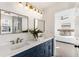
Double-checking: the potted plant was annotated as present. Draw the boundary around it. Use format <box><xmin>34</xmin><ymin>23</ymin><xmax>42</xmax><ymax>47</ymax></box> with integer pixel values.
<box><xmin>29</xmin><ymin>28</ymin><xmax>43</xmax><ymax>41</ymax></box>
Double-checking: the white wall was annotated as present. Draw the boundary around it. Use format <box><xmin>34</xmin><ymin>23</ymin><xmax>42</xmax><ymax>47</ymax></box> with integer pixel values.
<box><xmin>43</xmin><ymin>2</ymin><xmax>76</xmax><ymax>38</ymax></box>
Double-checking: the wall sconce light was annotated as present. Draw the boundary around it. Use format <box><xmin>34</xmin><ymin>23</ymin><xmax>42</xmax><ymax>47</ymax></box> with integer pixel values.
<box><xmin>38</xmin><ymin>10</ymin><xmax>40</xmax><ymax>13</ymax></box>
<box><xmin>29</xmin><ymin>5</ymin><xmax>33</xmax><ymax>9</ymax></box>
<box><xmin>32</xmin><ymin>8</ymin><xmax>35</xmax><ymax>11</ymax></box>
<box><xmin>18</xmin><ymin>2</ymin><xmax>42</xmax><ymax>14</ymax></box>
<box><xmin>25</xmin><ymin>2</ymin><xmax>28</xmax><ymax>6</ymax></box>
<box><xmin>18</xmin><ymin>2</ymin><xmax>23</xmax><ymax>7</ymax></box>
<box><xmin>26</xmin><ymin>3</ymin><xmax>33</xmax><ymax>10</ymax></box>
<box><xmin>41</xmin><ymin>12</ymin><xmax>42</xmax><ymax>14</ymax></box>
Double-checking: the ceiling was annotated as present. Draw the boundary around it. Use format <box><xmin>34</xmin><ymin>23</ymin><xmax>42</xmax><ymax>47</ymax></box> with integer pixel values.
<box><xmin>30</xmin><ymin>2</ymin><xmax>78</xmax><ymax>10</ymax></box>
<box><xmin>30</xmin><ymin>2</ymin><xmax>56</xmax><ymax>10</ymax></box>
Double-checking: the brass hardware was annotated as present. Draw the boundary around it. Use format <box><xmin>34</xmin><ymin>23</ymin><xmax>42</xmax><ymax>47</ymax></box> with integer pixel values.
<box><xmin>16</xmin><ymin>38</ymin><xmax>20</xmax><ymax>43</ymax></box>
<box><xmin>10</xmin><ymin>38</ymin><xmax>23</xmax><ymax>45</ymax></box>
<box><xmin>29</xmin><ymin>5</ymin><xmax>33</xmax><ymax>9</ymax></box>
<box><xmin>20</xmin><ymin>39</ymin><xmax>23</xmax><ymax>42</ymax></box>
<box><xmin>34</xmin><ymin>8</ymin><xmax>36</xmax><ymax>11</ymax></box>
<box><xmin>10</xmin><ymin>40</ymin><xmax>15</xmax><ymax>45</ymax></box>
<box><xmin>25</xmin><ymin>2</ymin><xmax>28</xmax><ymax>6</ymax></box>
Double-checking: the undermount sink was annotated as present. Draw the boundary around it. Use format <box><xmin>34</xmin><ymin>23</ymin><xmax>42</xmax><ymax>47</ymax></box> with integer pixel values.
<box><xmin>10</xmin><ymin>40</ymin><xmax>29</xmax><ymax>50</ymax></box>
<box><xmin>0</xmin><ymin>40</ymin><xmax>30</xmax><ymax>56</ymax></box>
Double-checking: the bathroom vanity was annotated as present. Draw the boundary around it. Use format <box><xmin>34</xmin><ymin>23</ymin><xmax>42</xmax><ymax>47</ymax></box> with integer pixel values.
<box><xmin>12</xmin><ymin>37</ymin><xmax>54</xmax><ymax>57</ymax></box>
<box><xmin>0</xmin><ymin>33</ymin><xmax>54</xmax><ymax>57</ymax></box>
<box><xmin>0</xmin><ymin>9</ymin><xmax>53</xmax><ymax>57</ymax></box>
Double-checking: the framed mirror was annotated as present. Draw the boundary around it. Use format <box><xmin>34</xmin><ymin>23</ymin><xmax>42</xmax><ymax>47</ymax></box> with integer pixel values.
<box><xmin>28</xmin><ymin>17</ymin><xmax>35</xmax><ymax>30</ymax></box>
<box><xmin>12</xmin><ymin>16</ymin><xmax>22</xmax><ymax>33</ymax></box>
<box><xmin>0</xmin><ymin>9</ymin><xmax>28</xmax><ymax>34</ymax></box>
<box><xmin>22</xmin><ymin>16</ymin><xmax>28</xmax><ymax>32</ymax></box>
<box><xmin>1</xmin><ymin>10</ymin><xmax>13</xmax><ymax>34</ymax></box>
<box><xmin>34</xmin><ymin>19</ymin><xmax>45</xmax><ymax>32</ymax></box>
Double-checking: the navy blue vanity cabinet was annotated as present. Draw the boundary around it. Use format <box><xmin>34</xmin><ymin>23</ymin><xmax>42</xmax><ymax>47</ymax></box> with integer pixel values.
<box><xmin>44</xmin><ymin>39</ymin><xmax>53</xmax><ymax>57</ymax></box>
<box><xmin>13</xmin><ymin>38</ymin><xmax>53</xmax><ymax>57</ymax></box>
<box><xmin>13</xmin><ymin>46</ymin><xmax>37</xmax><ymax>57</ymax></box>
<box><xmin>36</xmin><ymin>42</ymin><xmax>45</xmax><ymax>57</ymax></box>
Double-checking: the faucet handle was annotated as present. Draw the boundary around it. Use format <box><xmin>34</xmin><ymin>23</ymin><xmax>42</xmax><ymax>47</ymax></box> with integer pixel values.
<box><xmin>16</xmin><ymin>38</ymin><xmax>20</xmax><ymax>44</ymax></box>
<box><xmin>20</xmin><ymin>39</ymin><xmax>23</xmax><ymax>43</ymax></box>
<box><xmin>10</xmin><ymin>40</ymin><xmax>15</xmax><ymax>45</ymax></box>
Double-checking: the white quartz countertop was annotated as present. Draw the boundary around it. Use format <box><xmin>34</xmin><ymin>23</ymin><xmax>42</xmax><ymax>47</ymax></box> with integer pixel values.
<box><xmin>1</xmin><ymin>36</ymin><xmax>53</xmax><ymax>57</ymax></box>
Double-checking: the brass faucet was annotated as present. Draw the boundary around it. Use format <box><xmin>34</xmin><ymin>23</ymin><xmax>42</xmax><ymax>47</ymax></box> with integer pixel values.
<box><xmin>10</xmin><ymin>40</ymin><xmax>15</xmax><ymax>44</ymax></box>
<box><xmin>16</xmin><ymin>38</ymin><xmax>20</xmax><ymax>43</ymax></box>
<box><xmin>16</xmin><ymin>38</ymin><xmax>23</xmax><ymax>43</ymax></box>
<box><xmin>10</xmin><ymin>38</ymin><xmax>23</xmax><ymax>45</ymax></box>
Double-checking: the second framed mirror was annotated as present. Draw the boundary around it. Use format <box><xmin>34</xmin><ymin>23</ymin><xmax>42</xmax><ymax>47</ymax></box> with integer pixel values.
<box><xmin>34</xmin><ymin>19</ymin><xmax>45</xmax><ymax>33</ymax></box>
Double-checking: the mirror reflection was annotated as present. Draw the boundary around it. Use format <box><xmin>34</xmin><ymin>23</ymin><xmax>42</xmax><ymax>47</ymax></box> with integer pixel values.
<box><xmin>12</xmin><ymin>16</ymin><xmax>22</xmax><ymax>33</ymax></box>
<box><xmin>0</xmin><ymin>10</ymin><xmax>28</xmax><ymax>34</ymax></box>
<box><xmin>28</xmin><ymin>17</ymin><xmax>35</xmax><ymax>30</ymax></box>
<box><xmin>34</xmin><ymin>19</ymin><xmax>45</xmax><ymax>32</ymax></box>
<box><xmin>1</xmin><ymin>10</ymin><xmax>13</xmax><ymax>34</ymax></box>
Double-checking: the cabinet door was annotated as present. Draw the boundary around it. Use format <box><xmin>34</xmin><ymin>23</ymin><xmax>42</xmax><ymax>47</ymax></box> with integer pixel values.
<box><xmin>42</xmin><ymin>39</ymin><xmax>53</xmax><ymax>57</ymax></box>
<box><xmin>48</xmin><ymin>39</ymin><xmax>53</xmax><ymax>56</ymax></box>
<box><xmin>36</xmin><ymin>43</ymin><xmax>45</xmax><ymax>57</ymax></box>
<box><xmin>25</xmin><ymin>44</ymin><xmax>45</xmax><ymax>57</ymax></box>
<box><xmin>36</xmin><ymin>39</ymin><xmax>53</xmax><ymax>57</ymax></box>
<box><xmin>31</xmin><ymin>46</ymin><xmax>39</xmax><ymax>57</ymax></box>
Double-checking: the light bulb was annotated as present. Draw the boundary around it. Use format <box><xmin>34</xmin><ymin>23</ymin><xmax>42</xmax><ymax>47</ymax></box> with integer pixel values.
<box><xmin>18</xmin><ymin>2</ymin><xmax>23</xmax><ymax>7</ymax></box>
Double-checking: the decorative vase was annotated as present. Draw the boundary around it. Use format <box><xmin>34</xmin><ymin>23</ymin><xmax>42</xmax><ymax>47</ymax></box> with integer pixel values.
<box><xmin>33</xmin><ymin>36</ymin><xmax>38</xmax><ymax>41</ymax></box>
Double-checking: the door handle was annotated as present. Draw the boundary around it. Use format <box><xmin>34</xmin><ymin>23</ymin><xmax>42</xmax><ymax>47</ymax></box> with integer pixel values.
<box><xmin>74</xmin><ymin>45</ymin><xmax>78</xmax><ymax>48</ymax></box>
<box><xmin>78</xmin><ymin>46</ymin><xmax>79</xmax><ymax>48</ymax></box>
<box><xmin>74</xmin><ymin>45</ymin><xmax>79</xmax><ymax>48</ymax></box>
